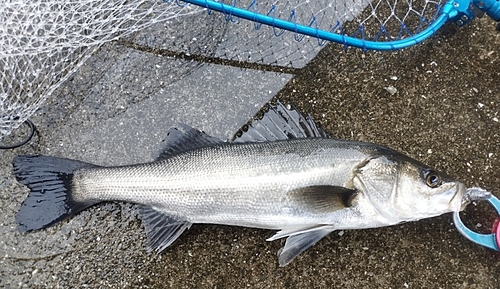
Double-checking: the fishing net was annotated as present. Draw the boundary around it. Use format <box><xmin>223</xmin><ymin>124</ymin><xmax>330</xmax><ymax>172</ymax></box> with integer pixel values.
<box><xmin>2</xmin><ymin>0</ymin><xmax>495</xmax><ymax>144</ymax></box>
<box><xmin>0</xmin><ymin>0</ymin><xmax>198</xmax><ymax>143</ymax></box>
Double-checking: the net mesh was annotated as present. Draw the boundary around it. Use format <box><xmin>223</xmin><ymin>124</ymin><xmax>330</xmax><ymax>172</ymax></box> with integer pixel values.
<box><xmin>1</xmin><ymin>0</ymin><xmax>447</xmax><ymax>141</ymax></box>
<box><xmin>0</xmin><ymin>0</ymin><xmax>198</xmax><ymax>141</ymax></box>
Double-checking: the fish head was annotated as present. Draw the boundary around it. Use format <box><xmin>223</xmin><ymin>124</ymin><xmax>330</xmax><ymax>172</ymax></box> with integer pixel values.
<box><xmin>392</xmin><ymin>161</ymin><xmax>466</xmax><ymax>220</ymax></box>
<box><xmin>354</xmin><ymin>154</ymin><xmax>466</xmax><ymax>223</ymax></box>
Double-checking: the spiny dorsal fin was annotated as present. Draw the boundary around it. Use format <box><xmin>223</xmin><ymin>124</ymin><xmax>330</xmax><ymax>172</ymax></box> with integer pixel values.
<box><xmin>139</xmin><ymin>206</ymin><xmax>192</xmax><ymax>253</ymax></box>
<box><xmin>233</xmin><ymin>100</ymin><xmax>330</xmax><ymax>143</ymax></box>
<box><xmin>289</xmin><ymin>185</ymin><xmax>358</xmax><ymax>214</ymax></box>
<box><xmin>155</xmin><ymin>124</ymin><xmax>223</xmax><ymax>160</ymax></box>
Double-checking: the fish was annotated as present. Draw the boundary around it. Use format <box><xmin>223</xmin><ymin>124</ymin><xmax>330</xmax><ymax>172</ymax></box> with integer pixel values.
<box><xmin>12</xmin><ymin>101</ymin><xmax>466</xmax><ymax>266</ymax></box>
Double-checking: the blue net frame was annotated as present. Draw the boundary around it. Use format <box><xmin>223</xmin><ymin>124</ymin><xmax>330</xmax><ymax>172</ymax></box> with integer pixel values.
<box><xmin>168</xmin><ymin>0</ymin><xmax>500</xmax><ymax>50</ymax></box>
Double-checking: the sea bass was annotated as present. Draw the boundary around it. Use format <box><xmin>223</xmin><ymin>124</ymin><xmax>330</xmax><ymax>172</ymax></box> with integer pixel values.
<box><xmin>12</xmin><ymin>101</ymin><xmax>466</xmax><ymax>266</ymax></box>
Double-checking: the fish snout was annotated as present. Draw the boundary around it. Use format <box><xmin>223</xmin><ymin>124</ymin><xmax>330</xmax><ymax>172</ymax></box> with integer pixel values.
<box><xmin>448</xmin><ymin>182</ymin><xmax>467</xmax><ymax>212</ymax></box>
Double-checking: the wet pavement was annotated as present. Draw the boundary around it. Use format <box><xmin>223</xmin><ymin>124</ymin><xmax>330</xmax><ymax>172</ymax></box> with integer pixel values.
<box><xmin>1</xmin><ymin>7</ymin><xmax>500</xmax><ymax>289</ymax></box>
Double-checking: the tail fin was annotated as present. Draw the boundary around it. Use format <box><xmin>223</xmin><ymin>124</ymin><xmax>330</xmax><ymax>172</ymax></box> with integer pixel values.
<box><xmin>12</xmin><ymin>155</ymin><xmax>99</xmax><ymax>232</ymax></box>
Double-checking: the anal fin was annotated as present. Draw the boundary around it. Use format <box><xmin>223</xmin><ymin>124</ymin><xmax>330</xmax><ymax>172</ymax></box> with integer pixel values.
<box><xmin>139</xmin><ymin>206</ymin><xmax>192</xmax><ymax>252</ymax></box>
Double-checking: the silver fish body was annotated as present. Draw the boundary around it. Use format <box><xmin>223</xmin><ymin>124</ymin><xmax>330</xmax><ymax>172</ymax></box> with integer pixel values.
<box><xmin>12</xmin><ymin>102</ymin><xmax>466</xmax><ymax>266</ymax></box>
<box><xmin>74</xmin><ymin>138</ymin><xmax>463</xmax><ymax>230</ymax></box>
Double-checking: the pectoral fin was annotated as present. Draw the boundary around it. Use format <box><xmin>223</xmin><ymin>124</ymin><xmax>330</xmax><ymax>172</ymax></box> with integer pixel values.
<box><xmin>289</xmin><ymin>185</ymin><xmax>358</xmax><ymax>214</ymax></box>
<box><xmin>277</xmin><ymin>226</ymin><xmax>335</xmax><ymax>266</ymax></box>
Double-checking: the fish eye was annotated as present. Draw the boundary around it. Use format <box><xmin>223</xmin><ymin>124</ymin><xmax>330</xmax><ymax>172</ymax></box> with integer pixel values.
<box><xmin>425</xmin><ymin>171</ymin><xmax>442</xmax><ymax>188</ymax></box>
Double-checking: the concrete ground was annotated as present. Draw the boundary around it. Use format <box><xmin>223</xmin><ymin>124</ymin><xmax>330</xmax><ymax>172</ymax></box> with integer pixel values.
<box><xmin>1</xmin><ymin>7</ymin><xmax>499</xmax><ymax>289</ymax></box>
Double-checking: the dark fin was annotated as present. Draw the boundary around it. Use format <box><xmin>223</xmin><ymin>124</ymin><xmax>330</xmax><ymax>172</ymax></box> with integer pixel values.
<box><xmin>155</xmin><ymin>123</ymin><xmax>223</xmax><ymax>160</ymax></box>
<box><xmin>233</xmin><ymin>100</ymin><xmax>330</xmax><ymax>143</ymax></box>
<box><xmin>12</xmin><ymin>155</ymin><xmax>99</xmax><ymax>232</ymax></box>
<box><xmin>278</xmin><ymin>226</ymin><xmax>335</xmax><ymax>266</ymax></box>
<box><xmin>289</xmin><ymin>185</ymin><xmax>358</xmax><ymax>214</ymax></box>
<box><xmin>139</xmin><ymin>206</ymin><xmax>192</xmax><ymax>252</ymax></box>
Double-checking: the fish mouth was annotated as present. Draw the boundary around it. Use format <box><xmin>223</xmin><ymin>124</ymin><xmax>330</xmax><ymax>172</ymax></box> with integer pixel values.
<box><xmin>458</xmin><ymin>187</ymin><xmax>492</xmax><ymax>210</ymax></box>
<box><xmin>448</xmin><ymin>182</ymin><xmax>466</xmax><ymax>212</ymax></box>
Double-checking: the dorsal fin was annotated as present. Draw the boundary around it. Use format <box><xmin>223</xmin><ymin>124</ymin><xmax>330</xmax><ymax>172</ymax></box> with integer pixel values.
<box><xmin>232</xmin><ymin>100</ymin><xmax>330</xmax><ymax>143</ymax></box>
<box><xmin>155</xmin><ymin>124</ymin><xmax>223</xmax><ymax>160</ymax></box>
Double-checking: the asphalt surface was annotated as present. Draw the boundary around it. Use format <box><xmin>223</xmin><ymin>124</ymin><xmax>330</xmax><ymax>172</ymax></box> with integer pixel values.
<box><xmin>1</xmin><ymin>7</ymin><xmax>499</xmax><ymax>289</ymax></box>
